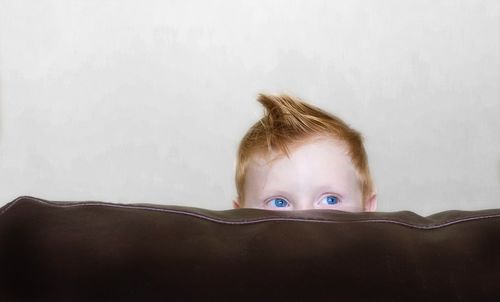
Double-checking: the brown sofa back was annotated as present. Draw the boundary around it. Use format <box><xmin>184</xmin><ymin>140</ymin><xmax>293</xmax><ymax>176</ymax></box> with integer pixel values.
<box><xmin>1</xmin><ymin>196</ymin><xmax>499</xmax><ymax>301</ymax></box>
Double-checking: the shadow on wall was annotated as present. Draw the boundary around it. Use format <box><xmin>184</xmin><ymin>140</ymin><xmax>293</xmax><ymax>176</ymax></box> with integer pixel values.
<box><xmin>0</xmin><ymin>58</ymin><xmax>2</xmax><ymax>144</ymax></box>
<box><xmin>0</xmin><ymin>49</ymin><xmax>4</xmax><ymax>145</ymax></box>
<box><xmin>498</xmin><ymin>159</ymin><xmax>500</xmax><ymax>185</ymax></box>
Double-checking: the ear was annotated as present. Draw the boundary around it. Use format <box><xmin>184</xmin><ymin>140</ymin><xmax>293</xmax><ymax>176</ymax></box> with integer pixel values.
<box><xmin>363</xmin><ymin>192</ymin><xmax>377</xmax><ymax>212</ymax></box>
<box><xmin>233</xmin><ymin>197</ymin><xmax>241</xmax><ymax>209</ymax></box>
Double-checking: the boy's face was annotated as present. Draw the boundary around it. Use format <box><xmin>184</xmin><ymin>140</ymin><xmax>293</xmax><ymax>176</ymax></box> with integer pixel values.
<box><xmin>233</xmin><ymin>136</ymin><xmax>377</xmax><ymax>212</ymax></box>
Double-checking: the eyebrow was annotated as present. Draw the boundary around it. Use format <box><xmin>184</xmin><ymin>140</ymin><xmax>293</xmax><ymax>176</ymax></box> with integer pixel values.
<box><xmin>260</xmin><ymin>186</ymin><xmax>346</xmax><ymax>200</ymax></box>
<box><xmin>315</xmin><ymin>185</ymin><xmax>346</xmax><ymax>197</ymax></box>
<box><xmin>259</xmin><ymin>189</ymin><xmax>291</xmax><ymax>200</ymax></box>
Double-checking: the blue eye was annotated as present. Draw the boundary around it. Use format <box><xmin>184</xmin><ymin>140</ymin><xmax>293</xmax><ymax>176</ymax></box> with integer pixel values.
<box><xmin>270</xmin><ymin>198</ymin><xmax>289</xmax><ymax>208</ymax></box>
<box><xmin>322</xmin><ymin>195</ymin><xmax>339</xmax><ymax>205</ymax></box>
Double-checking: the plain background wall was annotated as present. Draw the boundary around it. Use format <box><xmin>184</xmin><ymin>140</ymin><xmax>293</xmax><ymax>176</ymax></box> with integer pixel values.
<box><xmin>0</xmin><ymin>0</ymin><xmax>499</xmax><ymax>215</ymax></box>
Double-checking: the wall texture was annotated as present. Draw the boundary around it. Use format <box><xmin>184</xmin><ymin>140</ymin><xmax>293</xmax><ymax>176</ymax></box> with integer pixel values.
<box><xmin>0</xmin><ymin>0</ymin><xmax>499</xmax><ymax>215</ymax></box>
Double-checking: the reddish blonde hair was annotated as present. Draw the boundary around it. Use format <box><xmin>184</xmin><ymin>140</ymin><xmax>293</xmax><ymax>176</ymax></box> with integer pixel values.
<box><xmin>235</xmin><ymin>93</ymin><xmax>375</xmax><ymax>206</ymax></box>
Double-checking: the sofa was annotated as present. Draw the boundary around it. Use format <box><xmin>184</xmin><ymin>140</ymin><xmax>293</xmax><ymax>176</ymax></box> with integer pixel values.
<box><xmin>1</xmin><ymin>196</ymin><xmax>499</xmax><ymax>301</ymax></box>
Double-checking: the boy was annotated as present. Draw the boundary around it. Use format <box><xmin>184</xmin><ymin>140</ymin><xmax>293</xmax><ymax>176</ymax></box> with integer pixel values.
<box><xmin>233</xmin><ymin>93</ymin><xmax>377</xmax><ymax>212</ymax></box>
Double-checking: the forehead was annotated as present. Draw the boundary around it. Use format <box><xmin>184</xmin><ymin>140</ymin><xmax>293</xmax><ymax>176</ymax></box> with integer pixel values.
<box><xmin>251</xmin><ymin>136</ymin><xmax>352</xmax><ymax>168</ymax></box>
<box><xmin>245</xmin><ymin>137</ymin><xmax>359</xmax><ymax>193</ymax></box>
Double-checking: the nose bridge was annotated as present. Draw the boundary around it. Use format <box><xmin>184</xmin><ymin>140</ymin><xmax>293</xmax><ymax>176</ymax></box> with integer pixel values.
<box><xmin>292</xmin><ymin>174</ymin><xmax>315</xmax><ymax>210</ymax></box>
<box><xmin>289</xmin><ymin>160</ymin><xmax>317</xmax><ymax>210</ymax></box>
<box><xmin>293</xmin><ymin>193</ymin><xmax>313</xmax><ymax>210</ymax></box>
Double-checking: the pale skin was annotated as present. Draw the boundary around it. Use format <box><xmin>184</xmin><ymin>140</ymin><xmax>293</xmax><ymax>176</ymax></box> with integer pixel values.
<box><xmin>233</xmin><ymin>135</ymin><xmax>377</xmax><ymax>211</ymax></box>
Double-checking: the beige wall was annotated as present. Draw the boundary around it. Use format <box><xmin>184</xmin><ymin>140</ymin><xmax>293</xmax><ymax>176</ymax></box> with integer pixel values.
<box><xmin>0</xmin><ymin>0</ymin><xmax>499</xmax><ymax>215</ymax></box>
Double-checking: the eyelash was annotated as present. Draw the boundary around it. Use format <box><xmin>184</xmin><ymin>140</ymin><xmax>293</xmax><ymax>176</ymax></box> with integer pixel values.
<box><xmin>321</xmin><ymin>195</ymin><xmax>340</xmax><ymax>205</ymax></box>
<box><xmin>270</xmin><ymin>198</ymin><xmax>289</xmax><ymax>208</ymax></box>
<box><xmin>266</xmin><ymin>195</ymin><xmax>341</xmax><ymax>207</ymax></box>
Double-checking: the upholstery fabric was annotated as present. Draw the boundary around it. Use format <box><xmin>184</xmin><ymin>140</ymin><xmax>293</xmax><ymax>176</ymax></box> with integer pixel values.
<box><xmin>1</xmin><ymin>196</ymin><xmax>499</xmax><ymax>301</ymax></box>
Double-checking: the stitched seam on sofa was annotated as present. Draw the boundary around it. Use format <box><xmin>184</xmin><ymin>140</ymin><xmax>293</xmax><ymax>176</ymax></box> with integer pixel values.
<box><xmin>2</xmin><ymin>196</ymin><xmax>500</xmax><ymax>230</ymax></box>
<box><xmin>0</xmin><ymin>196</ymin><xmax>28</xmax><ymax>217</ymax></box>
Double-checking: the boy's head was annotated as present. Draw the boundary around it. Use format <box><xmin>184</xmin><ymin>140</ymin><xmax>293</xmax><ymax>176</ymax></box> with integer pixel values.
<box><xmin>233</xmin><ymin>93</ymin><xmax>377</xmax><ymax>212</ymax></box>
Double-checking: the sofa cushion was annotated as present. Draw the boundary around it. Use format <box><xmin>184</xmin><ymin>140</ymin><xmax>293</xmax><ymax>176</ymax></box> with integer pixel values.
<box><xmin>1</xmin><ymin>196</ymin><xmax>499</xmax><ymax>301</ymax></box>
